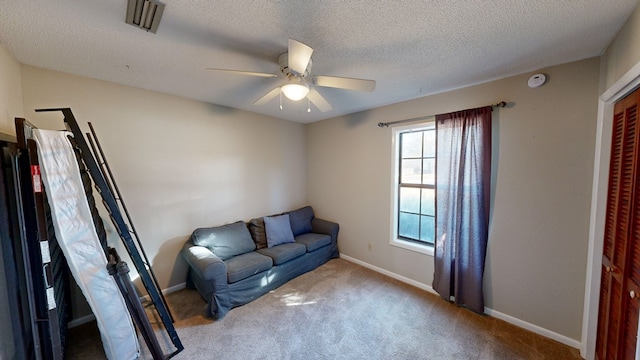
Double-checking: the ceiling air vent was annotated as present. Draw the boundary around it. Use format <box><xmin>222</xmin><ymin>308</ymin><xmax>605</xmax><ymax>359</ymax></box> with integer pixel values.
<box><xmin>125</xmin><ymin>0</ymin><xmax>165</xmax><ymax>33</ymax></box>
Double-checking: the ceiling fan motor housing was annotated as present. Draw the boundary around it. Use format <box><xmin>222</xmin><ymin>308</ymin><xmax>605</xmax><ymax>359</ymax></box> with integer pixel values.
<box><xmin>279</xmin><ymin>53</ymin><xmax>312</xmax><ymax>79</ymax></box>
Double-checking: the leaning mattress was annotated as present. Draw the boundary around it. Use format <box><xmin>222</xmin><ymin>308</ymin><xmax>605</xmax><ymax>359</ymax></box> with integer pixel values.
<box><xmin>33</xmin><ymin>129</ymin><xmax>139</xmax><ymax>360</ymax></box>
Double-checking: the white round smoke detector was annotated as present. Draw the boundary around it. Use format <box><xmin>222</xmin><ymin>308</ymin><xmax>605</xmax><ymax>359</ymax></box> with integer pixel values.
<box><xmin>528</xmin><ymin>73</ymin><xmax>546</xmax><ymax>88</ymax></box>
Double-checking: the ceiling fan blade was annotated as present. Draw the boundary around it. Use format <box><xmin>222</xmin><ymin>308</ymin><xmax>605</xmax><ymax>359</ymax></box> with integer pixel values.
<box><xmin>307</xmin><ymin>88</ymin><xmax>333</xmax><ymax>112</ymax></box>
<box><xmin>206</xmin><ymin>68</ymin><xmax>277</xmax><ymax>78</ymax></box>
<box><xmin>288</xmin><ymin>39</ymin><xmax>313</xmax><ymax>75</ymax></box>
<box><xmin>254</xmin><ymin>87</ymin><xmax>281</xmax><ymax>105</ymax></box>
<box><xmin>312</xmin><ymin>75</ymin><xmax>376</xmax><ymax>92</ymax></box>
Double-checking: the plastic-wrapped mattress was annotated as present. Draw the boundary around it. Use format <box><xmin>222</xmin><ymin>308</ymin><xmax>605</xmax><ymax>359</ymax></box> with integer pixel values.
<box><xmin>33</xmin><ymin>129</ymin><xmax>139</xmax><ymax>360</ymax></box>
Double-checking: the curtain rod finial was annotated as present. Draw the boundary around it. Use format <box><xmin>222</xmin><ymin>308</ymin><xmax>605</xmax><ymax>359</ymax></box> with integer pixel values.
<box><xmin>378</xmin><ymin>122</ymin><xmax>388</xmax><ymax>128</ymax></box>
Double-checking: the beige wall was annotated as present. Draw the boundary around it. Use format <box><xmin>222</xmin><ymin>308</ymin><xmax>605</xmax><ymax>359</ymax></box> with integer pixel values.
<box><xmin>601</xmin><ymin>4</ymin><xmax>640</xmax><ymax>90</ymax></box>
<box><xmin>19</xmin><ymin>65</ymin><xmax>308</xmax><ymax>293</ymax></box>
<box><xmin>0</xmin><ymin>44</ymin><xmax>24</xmax><ymax>134</ymax></box>
<box><xmin>307</xmin><ymin>57</ymin><xmax>600</xmax><ymax>341</ymax></box>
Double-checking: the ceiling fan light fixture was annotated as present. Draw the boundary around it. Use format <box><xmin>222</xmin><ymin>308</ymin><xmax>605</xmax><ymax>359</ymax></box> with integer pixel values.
<box><xmin>281</xmin><ymin>82</ymin><xmax>309</xmax><ymax>101</ymax></box>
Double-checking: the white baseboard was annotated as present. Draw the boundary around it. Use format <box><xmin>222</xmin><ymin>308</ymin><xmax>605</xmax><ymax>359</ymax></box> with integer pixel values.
<box><xmin>341</xmin><ymin>254</ymin><xmax>439</xmax><ymax>295</ymax></box>
<box><xmin>68</xmin><ymin>282</ymin><xmax>187</xmax><ymax>329</ymax></box>
<box><xmin>139</xmin><ymin>281</ymin><xmax>186</xmax><ymax>303</ymax></box>
<box><xmin>339</xmin><ymin>254</ymin><xmax>580</xmax><ymax>350</ymax></box>
<box><xmin>483</xmin><ymin>307</ymin><xmax>581</xmax><ymax>349</ymax></box>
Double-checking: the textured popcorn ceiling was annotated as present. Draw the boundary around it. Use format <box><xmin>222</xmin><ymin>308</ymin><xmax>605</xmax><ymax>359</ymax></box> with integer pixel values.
<box><xmin>0</xmin><ymin>0</ymin><xmax>638</xmax><ymax>123</ymax></box>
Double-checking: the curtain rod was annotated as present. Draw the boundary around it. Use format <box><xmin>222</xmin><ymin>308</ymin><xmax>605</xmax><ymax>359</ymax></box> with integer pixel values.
<box><xmin>377</xmin><ymin>101</ymin><xmax>508</xmax><ymax>128</ymax></box>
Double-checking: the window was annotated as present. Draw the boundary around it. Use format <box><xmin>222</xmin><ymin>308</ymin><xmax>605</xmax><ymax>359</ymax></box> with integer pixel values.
<box><xmin>391</xmin><ymin>120</ymin><xmax>435</xmax><ymax>254</ymax></box>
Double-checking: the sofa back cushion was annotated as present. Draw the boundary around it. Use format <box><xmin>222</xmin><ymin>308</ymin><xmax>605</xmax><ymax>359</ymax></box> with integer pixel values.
<box><xmin>191</xmin><ymin>221</ymin><xmax>256</xmax><ymax>260</ymax></box>
<box><xmin>264</xmin><ymin>214</ymin><xmax>295</xmax><ymax>248</ymax></box>
<box><xmin>287</xmin><ymin>206</ymin><xmax>314</xmax><ymax>236</ymax></box>
<box><xmin>248</xmin><ymin>217</ymin><xmax>267</xmax><ymax>249</ymax></box>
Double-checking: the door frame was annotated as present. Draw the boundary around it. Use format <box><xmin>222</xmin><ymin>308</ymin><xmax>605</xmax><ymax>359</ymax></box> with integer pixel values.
<box><xmin>583</xmin><ymin>60</ymin><xmax>640</xmax><ymax>359</ymax></box>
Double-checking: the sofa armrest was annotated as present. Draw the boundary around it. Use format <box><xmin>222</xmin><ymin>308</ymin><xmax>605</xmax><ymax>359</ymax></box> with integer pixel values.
<box><xmin>182</xmin><ymin>243</ymin><xmax>226</xmax><ymax>282</ymax></box>
<box><xmin>182</xmin><ymin>242</ymin><xmax>230</xmax><ymax>319</ymax></box>
<box><xmin>311</xmin><ymin>218</ymin><xmax>339</xmax><ymax>245</ymax></box>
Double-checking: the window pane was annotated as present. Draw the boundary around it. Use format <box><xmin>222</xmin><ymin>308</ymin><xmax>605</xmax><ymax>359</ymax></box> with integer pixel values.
<box><xmin>423</xmin><ymin>130</ymin><xmax>435</xmax><ymax>157</ymax></box>
<box><xmin>421</xmin><ymin>188</ymin><xmax>435</xmax><ymax>216</ymax></box>
<box><xmin>420</xmin><ymin>216</ymin><xmax>435</xmax><ymax>244</ymax></box>
<box><xmin>423</xmin><ymin>158</ymin><xmax>435</xmax><ymax>185</ymax></box>
<box><xmin>401</xmin><ymin>132</ymin><xmax>422</xmax><ymax>158</ymax></box>
<box><xmin>394</xmin><ymin>123</ymin><xmax>436</xmax><ymax>247</ymax></box>
<box><xmin>399</xmin><ymin>212</ymin><xmax>420</xmax><ymax>239</ymax></box>
<box><xmin>401</xmin><ymin>159</ymin><xmax>422</xmax><ymax>184</ymax></box>
<box><xmin>400</xmin><ymin>187</ymin><xmax>420</xmax><ymax>213</ymax></box>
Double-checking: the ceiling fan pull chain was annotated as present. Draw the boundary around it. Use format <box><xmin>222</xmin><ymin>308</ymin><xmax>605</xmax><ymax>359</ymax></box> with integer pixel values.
<box><xmin>307</xmin><ymin>97</ymin><xmax>311</xmax><ymax>113</ymax></box>
<box><xmin>279</xmin><ymin>89</ymin><xmax>283</xmax><ymax>110</ymax></box>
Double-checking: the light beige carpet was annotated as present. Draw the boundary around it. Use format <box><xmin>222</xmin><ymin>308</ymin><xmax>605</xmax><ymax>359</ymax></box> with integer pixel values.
<box><xmin>66</xmin><ymin>258</ymin><xmax>583</xmax><ymax>359</ymax></box>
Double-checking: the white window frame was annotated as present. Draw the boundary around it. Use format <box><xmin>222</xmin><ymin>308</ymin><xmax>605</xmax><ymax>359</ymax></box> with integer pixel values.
<box><xmin>390</xmin><ymin>119</ymin><xmax>435</xmax><ymax>256</ymax></box>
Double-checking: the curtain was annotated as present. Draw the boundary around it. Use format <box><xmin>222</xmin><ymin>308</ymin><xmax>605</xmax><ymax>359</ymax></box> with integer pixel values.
<box><xmin>432</xmin><ymin>106</ymin><xmax>492</xmax><ymax>314</ymax></box>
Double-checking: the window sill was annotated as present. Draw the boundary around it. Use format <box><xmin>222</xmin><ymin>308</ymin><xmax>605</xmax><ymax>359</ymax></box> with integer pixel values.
<box><xmin>390</xmin><ymin>238</ymin><xmax>434</xmax><ymax>256</ymax></box>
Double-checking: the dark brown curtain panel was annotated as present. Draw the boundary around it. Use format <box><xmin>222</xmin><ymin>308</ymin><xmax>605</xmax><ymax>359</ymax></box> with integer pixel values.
<box><xmin>432</xmin><ymin>106</ymin><xmax>492</xmax><ymax>314</ymax></box>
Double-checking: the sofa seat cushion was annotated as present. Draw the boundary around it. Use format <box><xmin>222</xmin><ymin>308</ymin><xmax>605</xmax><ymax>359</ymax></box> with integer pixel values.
<box><xmin>295</xmin><ymin>233</ymin><xmax>331</xmax><ymax>252</ymax></box>
<box><xmin>224</xmin><ymin>252</ymin><xmax>273</xmax><ymax>284</ymax></box>
<box><xmin>192</xmin><ymin>221</ymin><xmax>256</xmax><ymax>261</ymax></box>
<box><xmin>256</xmin><ymin>242</ymin><xmax>306</xmax><ymax>265</ymax></box>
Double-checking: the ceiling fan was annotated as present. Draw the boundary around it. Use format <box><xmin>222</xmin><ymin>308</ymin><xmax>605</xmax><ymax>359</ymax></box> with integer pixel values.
<box><xmin>206</xmin><ymin>39</ymin><xmax>376</xmax><ymax>112</ymax></box>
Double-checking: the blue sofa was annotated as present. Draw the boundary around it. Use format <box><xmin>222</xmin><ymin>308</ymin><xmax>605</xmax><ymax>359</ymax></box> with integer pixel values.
<box><xmin>181</xmin><ymin>206</ymin><xmax>339</xmax><ymax>319</ymax></box>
